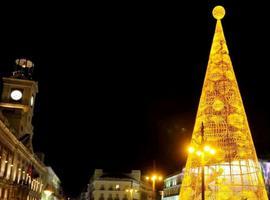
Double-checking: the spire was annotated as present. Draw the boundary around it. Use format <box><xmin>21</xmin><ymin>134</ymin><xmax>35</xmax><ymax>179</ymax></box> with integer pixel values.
<box><xmin>210</xmin><ymin>6</ymin><xmax>228</xmax><ymax>57</ymax></box>
<box><xmin>179</xmin><ymin>6</ymin><xmax>269</xmax><ymax>200</ymax></box>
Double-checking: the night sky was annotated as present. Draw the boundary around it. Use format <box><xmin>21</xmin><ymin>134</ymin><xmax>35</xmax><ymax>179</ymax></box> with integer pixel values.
<box><xmin>1</xmin><ymin>0</ymin><xmax>270</xmax><ymax>197</ymax></box>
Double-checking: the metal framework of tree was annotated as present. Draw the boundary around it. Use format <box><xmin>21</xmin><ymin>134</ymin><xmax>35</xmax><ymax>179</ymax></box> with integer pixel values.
<box><xmin>179</xmin><ymin>6</ymin><xmax>269</xmax><ymax>200</ymax></box>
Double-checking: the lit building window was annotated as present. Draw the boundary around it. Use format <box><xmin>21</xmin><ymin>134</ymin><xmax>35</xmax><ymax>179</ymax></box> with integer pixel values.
<box><xmin>165</xmin><ymin>180</ymin><xmax>171</xmax><ymax>188</ymax></box>
<box><xmin>172</xmin><ymin>179</ymin><xmax>177</xmax><ymax>186</ymax></box>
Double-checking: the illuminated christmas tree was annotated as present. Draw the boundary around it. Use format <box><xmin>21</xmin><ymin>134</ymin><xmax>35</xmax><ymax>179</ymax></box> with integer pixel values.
<box><xmin>179</xmin><ymin>6</ymin><xmax>269</xmax><ymax>200</ymax></box>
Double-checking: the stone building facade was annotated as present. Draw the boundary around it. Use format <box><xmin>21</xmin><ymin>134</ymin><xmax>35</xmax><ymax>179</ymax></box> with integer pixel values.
<box><xmin>161</xmin><ymin>171</ymin><xmax>183</xmax><ymax>200</ymax></box>
<box><xmin>85</xmin><ymin>169</ymin><xmax>153</xmax><ymax>200</ymax></box>
<box><xmin>0</xmin><ymin>117</ymin><xmax>47</xmax><ymax>199</ymax></box>
<box><xmin>0</xmin><ymin>59</ymin><xmax>61</xmax><ymax>200</ymax></box>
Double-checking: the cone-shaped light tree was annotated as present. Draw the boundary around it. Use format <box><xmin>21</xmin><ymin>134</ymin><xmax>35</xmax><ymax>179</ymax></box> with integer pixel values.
<box><xmin>179</xmin><ymin>6</ymin><xmax>269</xmax><ymax>200</ymax></box>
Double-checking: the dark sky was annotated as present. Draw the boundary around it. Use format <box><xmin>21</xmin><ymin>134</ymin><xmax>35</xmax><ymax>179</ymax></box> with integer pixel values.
<box><xmin>1</xmin><ymin>0</ymin><xmax>270</xmax><ymax>197</ymax></box>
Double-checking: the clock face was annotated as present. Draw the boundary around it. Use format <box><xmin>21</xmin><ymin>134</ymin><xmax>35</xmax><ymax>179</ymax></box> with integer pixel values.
<box><xmin>10</xmin><ymin>90</ymin><xmax>23</xmax><ymax>101</ymax></box>
<box><xmin>31</xmin><ymin>96</ymin><xmax>34</xmax><ymax>106</ymax></box>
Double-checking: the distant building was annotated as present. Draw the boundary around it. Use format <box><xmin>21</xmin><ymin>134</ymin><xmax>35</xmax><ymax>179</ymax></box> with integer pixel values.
<box><xmin>161</xmin><ymin>171</ymin><xmax>183</xmax><ymax>200</ymax></box>
<box><xmin>41</xmin><ymin>166</ymin><xmax>63</xmax><ymax>200</ymax></box>
<box><xmin>79</xmin><ymin>190</ymin><xmax>88</xmax><ymax>200</ymax></box>
<box><xmin>78</xmin><ymin>184</ymin><xmax>89</xmax><ymax>200</ymax></box>
<box><xmin>260</xmin><ymin>160</ymin><xmax>270</xmax><ymax>195</ymax></box>
<box><xmin>84</xmin><ymin>169</ymin><xmax>153</xmax><ymax>200</ymax></box>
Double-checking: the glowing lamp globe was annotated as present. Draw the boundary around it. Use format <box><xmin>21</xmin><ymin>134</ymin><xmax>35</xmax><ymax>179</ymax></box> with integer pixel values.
<box><xmin>212</xmin><ymin>5</ymin><xmax>225</xmax><ymax>20</ymax></box>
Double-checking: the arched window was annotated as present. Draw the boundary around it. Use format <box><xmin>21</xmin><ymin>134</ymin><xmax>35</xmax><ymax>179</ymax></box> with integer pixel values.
<box><xmin>99</xmin><ymin>193</ymin><xmax>104</xmax><ymax>200</ymax></box>
<box><xmin>115</xmin><ymin>194</ymin><xmax>120</xmax><ymax>200</ymax></box>
<box><xmin>107</xmin><ymin>194</ymin><xmax>113</xmax><ymax>200</ymax></box>
<box><xmin>123</xmin><ymin>194</ymin><xmax>128</xmax><ymax>200</ymax></box>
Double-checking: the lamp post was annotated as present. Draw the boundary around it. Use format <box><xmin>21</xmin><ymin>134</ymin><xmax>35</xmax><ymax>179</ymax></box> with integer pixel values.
<box><xmin>145</xmin><ymin>175</ymin><xmax>163</xmax><ymax>192</ymax></box>
<box><xmin>125</xmin><ymin>188</ymin><xmax>137</xmax><ymax>200</ymax></box>
<box><xmin>188</xmin><ymin>123</ymin><xmax>216</xmax><ymax>200</ymax></box>
<box><xmin>145</xmin><ymin>174</ymin><xmax>162</xmax><ymax>200</ymax></box>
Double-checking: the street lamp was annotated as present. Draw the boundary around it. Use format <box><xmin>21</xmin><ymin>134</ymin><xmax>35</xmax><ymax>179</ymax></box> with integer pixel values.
<box><xmin>44</xmin><ymin>189</ymin><xmax>53</xmax><ymax>199</ymax></box>
<box><xmin>187</xmin><ymin>123</ymin><xmax>216</xmax><ymax>200</ymax></box>
<box><xmin>125</xmin><ymin>188</ymin><xmax>138</xmax><ymax>200</ymax></box>
<box><xmin>145</xmin><ymin>174</ymin><xmax>163</xmax><ymax>200</ymax></box>
<box><xmin>145</xmin><ymin>174</ymin><xmax>163</xmax><ymax>192</ymax></box>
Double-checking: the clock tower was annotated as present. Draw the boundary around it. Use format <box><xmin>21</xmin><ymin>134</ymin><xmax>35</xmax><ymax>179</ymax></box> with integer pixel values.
<box><xmin>0</xmin><ymin>59</ymin><xmax>38</xmax><ymax>152</ymax></box>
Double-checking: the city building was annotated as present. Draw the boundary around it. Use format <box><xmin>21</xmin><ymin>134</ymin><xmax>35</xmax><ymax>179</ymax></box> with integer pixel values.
<box><xmin>41</xmin><ymin>166</ymin><xmax>63</xmax><ymax>200</ymax></box>
<box><xmin>260</xmin><ymin>160</ymin><xmax>270</xmax><ymax>196</ymax></box>
<box><xmin>85</xmin><ymin>169</ymin><xmax>153</xmax><ymax>200</ymax></box>
<box><xmin>161</xmin><ymin>170</ymin><xmax>183</xmax><ymax>200</ymax></box>
<box><xmin>0</xmin><ymin>59</ymin><xmax>63</xmax><ymax>200</ymax></box>
<box><xmin>78</xmin><ymin>187</ymin><xmax>88</xmax><ymax>200</ymax></box>
<box><xmin>78</xmin><ymin>184</ymin><xmax>89</xmax><ymax>200</ymax></box>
